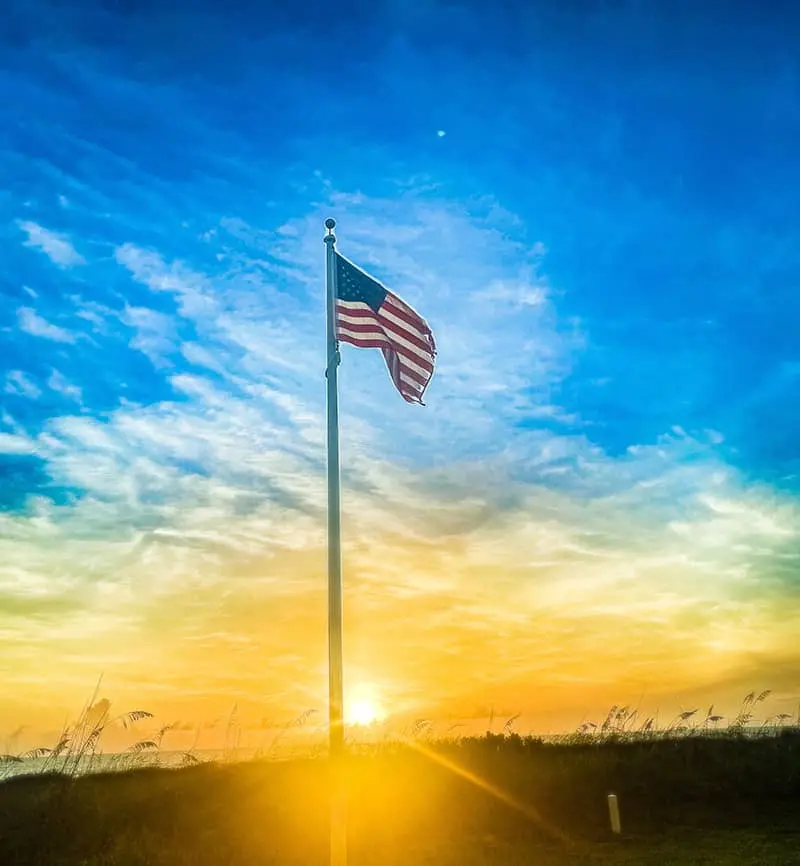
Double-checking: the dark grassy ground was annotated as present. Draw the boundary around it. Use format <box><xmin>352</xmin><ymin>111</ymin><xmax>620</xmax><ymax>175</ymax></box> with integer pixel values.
<box><xmin>1</xmin><ymin>732</ymin><xmax>799</xmax><ymax>865</ymax></box>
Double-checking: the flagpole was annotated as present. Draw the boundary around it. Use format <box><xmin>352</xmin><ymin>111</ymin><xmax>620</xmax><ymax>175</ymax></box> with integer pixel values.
<box><xmin>324</xmin><ymin>217</ymin><xmax>347</xmax><ymax>866</ymax></box>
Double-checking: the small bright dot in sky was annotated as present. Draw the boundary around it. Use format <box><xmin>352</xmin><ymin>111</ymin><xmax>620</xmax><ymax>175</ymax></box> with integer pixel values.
<box><xmin>437</xmin><ymin>129</ymin><xmax>446</xmax><ymax>137</ymax></box>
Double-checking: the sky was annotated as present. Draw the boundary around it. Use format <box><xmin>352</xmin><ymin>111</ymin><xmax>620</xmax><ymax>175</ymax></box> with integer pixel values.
<box><xmin>1</xmin><ymin>0</ymin><xmax>799</xmax><ymax>750</ymax></box>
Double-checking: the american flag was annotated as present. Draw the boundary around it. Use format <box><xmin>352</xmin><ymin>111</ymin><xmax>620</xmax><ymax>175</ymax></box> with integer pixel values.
<box><xmin>334</xmin><ymin>253</ymin><xmax>436</xmax><ymax>404</ymax></box>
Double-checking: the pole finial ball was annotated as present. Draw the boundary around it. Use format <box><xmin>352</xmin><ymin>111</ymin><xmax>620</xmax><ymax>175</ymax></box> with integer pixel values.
<box><xmin>325</xmin><ymin>218</ymin><xmax>336</xmax><ymax>230</ymax></box>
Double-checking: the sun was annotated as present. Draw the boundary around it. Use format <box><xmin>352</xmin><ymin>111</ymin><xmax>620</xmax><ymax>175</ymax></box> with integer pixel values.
<box><xmin>345</xmin><ymin>688</ymin><xmax>387</xmax><ymax>727</ymax></box>
<box><xmin>347</xmin><ymin>700</ymin><xmax>379</xmax><ymax>727</ymax></box>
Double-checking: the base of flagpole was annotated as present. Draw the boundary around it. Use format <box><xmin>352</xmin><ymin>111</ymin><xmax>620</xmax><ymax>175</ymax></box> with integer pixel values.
<box><xmin>330</xmin><ymin>755</ymin><xmax>347</xmax><ymax>866</ymax></box>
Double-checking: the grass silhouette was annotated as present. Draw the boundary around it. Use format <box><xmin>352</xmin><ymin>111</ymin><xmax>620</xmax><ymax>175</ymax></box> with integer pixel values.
<box><xmin>1</xmin><ymin>715</ymin><xmax>799</xmax><ymax>864</ymax></box>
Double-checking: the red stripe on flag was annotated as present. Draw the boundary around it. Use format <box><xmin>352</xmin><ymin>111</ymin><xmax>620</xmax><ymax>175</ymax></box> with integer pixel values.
<box><xmin>336</xmin><ymin>318</ymin><xmax>433</xmax><ymax>364</ymax></box>
<box><xmin>335</xmin><ymin>305</ymin><xmax>376</xmax><ymax>319</ymax></box>
<box><xmin>336</xmin><ymin>328</ymin><xmax>434</xmax><ymax>376</ymax></box>
<box><xmin>375</xmin><ymin>312</ymin><xmax>434</xmax><ymax>354</ymax></box>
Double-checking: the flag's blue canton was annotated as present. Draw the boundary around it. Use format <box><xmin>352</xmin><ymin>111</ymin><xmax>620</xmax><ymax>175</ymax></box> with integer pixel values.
<box><xmin>336</xmin><ymin>256</ymin><xmax>387</xmax><ymax>312</ymax></box>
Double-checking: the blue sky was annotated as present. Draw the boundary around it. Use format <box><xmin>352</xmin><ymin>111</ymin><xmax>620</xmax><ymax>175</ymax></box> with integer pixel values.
<box><xmin>1</xmin><ymin>0</ymin><xmax>799</xmax><ymax>738</ymax></box>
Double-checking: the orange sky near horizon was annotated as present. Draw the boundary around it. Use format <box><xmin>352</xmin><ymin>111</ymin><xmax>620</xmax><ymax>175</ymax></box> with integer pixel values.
<box><xmin>3</xmin><ymin>453</ymin><xmax>799</xmax><ymax>755</ymax></box>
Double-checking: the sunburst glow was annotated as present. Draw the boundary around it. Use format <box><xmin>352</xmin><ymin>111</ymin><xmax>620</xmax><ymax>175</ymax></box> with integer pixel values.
<box><xmin>345</xmin><ymin>687</ymin><xmax>387</xmax><ymax>727</ymax></box>
<box><xmin>347</xmin><ymin>700</ymin><xmax>380</xmax><ymax>726</ymax></box>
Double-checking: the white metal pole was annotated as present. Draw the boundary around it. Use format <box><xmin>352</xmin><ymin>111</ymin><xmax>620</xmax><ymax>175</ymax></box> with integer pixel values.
<box><xmin>324</xmin><ymin>217</ymin><xmax>346</xmax><ymax>866</ymax></box>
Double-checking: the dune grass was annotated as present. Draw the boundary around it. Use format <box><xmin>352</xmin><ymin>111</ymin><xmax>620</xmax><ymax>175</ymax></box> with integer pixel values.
<box><xmin>1</xmin><ymin>729</ymin><xmax>798</xmax><ymax>865</ymax></box>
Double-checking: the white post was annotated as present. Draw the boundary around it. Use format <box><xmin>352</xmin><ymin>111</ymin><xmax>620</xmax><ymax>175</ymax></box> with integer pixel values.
<box><xmin>607</xmin><ymin>793</ymin><xmax>622</xmax><ymax>834</ymax></box>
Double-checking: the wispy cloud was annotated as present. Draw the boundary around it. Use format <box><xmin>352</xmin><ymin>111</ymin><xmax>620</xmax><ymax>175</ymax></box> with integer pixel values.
<box><xmin>0</xmin><ymin>432</ymin><xmax>36</xmax><ymax>455</ymax></box>
<box><xmin>115</xmin><ymin>244</ymin><xmax>216</xmax><ymax>320</ymax></box>
<box><xmin>475</xmin><ymin>276</ymin><xmax>549</xmax><ymax>308</ymax></box>
<box><xmin>17</xmin><ymin>308</ymin><xmax>77</xmax><ymax>344</ymax></box>
<box><xmin>47</xmin><ymin>370</ymin><xmax>82</xmax><ymax>402</ymax></box>
<box><xmin>5</xmin><ymin>371</ymin><xmax>42</xmax><ymax>400</ymax></box>
<box><xmin>16</xmin><ymin>220</ymin><xmax>85</xmax><ymax>268</ymax></box>
<box><xmin>121</xmin><ymin>305</ymin><xmax>178</xmax><ymax>366</ymax></box>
